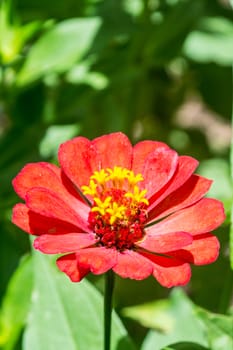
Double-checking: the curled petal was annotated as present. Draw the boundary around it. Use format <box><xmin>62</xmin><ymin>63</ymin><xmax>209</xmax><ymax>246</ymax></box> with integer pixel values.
<box><xmin>12</xmin><ymin>162</ymin><xmax>87</xmax><ymax>212</ymax></box>
<box><xmin>12</xmin><ymin>203</ymin><xmax>81</xmax><ymax>235</ymax></box>
<box><xmin>148</xmin><ymin>155</ymin><xmax>199</xmax><ymax>210</ymax></box>
<box><xmin>148</xmin><ymin>174</ymin><xmax>212</xmax><ymax>222</ymax></box>
<box><xmin>113</xmin><ymin>250</ymin><xmax>153</xmax><ymax>280</ymax></box>
<box><xmin>12</xmin><ymin>162</ymin><xmax>60</xmax><ymax>200</ymax></box>
<box><xmin>140</xmin><ymin>148</ymin><xmax>178</xmax><ymax>198</ymax></box>
<box><xmin>136</xmin><ymin>231</ymin><xmax>193</xmax><ymax>253</ymax></box>
<box><xmin>132</xmin><ymin>140</ymin><xmax>170</xmax><ymax>175</ymax></box>
<box><xmin>170</xmin><ymin>233</ymin><xmax>220</xmax><ymax>265</ymax></box>
<box><xmin>76</xmin><ymin>247</ymin><xmax>118</xmax><ymax>275</ymax></box>
<box><xmin>56</xmin><ymin>254</ymin><xmax>89</xmax><ymax>282</ymax></box>
<box><xmin>141</xmin><ymin>252</ymin><xmax>191</xmax><ymax>287</ymax></box>
<box><xmin>25</xmin><ymin>188</ymin><xmax>90</xmax><ymax>232</ymax></box>
<box><xmin>12</xmin><ymin>162</ymin><xmax>83</xmax><ymax>201</ymax></box>
<box><xmin>146</xmin><ymin>198</ymin><xmax>225</xmax><ymax>236</ymax></box>
<box><xmin>12</xmin><ymin>203</ymin><xmax>34</xmax><ymax>234</ymax></box>
<box><xmin>34</xmin><ymin>233</ymin><xmax>96</xmax><ymax>254</ymax></box>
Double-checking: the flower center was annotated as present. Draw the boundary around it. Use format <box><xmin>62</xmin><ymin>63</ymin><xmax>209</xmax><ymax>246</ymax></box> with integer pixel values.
<box><xmin>81</xmin><ymin>166</ymin><xmax>149</xmax><ymax>251</ymax></box>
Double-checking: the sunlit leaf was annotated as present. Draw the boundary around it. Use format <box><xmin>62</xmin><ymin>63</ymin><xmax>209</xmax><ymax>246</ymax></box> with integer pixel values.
<box><xmin>66</xmin><ymin>63</ymin><xmax>109</xmax><ymax>90</ymax></box>
<box><xmin>23</xmin><ymin>249</ymin><xmax>134</xmax><ymax>350</ymax></box>
<box><xmin>134</xmin><ymin>288</ymin><xmax>208</xmax><ymax>350</ymax></box>
<box><xmin>17</xmin><ymin>17</ymin><xmax>101</xmax><ymax>86</ymax></box>
<box><xmin>0</xmin><ymin>0</ymin><xmax>42</xmax><ymax>64</ymax></box>
<box><xmin>196</xmin><ymin>308</ymin><xmax>233</xmax><ymax>350</ymax></box>
<box><xmin>183</xmin><ymin>17</ymin><xmax>233</xmax><ymax>66</ymax></box>
<box><xmin>0</xmin><ymin>255</ymin><xmax>33</xmax><ymax>350</ymax></box>
<box><xmin>39</xmin><ymin>124</ymin><xmax>80</xmax><ymax>158</ymax></box>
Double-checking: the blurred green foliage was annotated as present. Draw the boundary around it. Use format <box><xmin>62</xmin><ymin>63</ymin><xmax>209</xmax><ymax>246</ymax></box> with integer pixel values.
<box><xmin>0</xmin><ymin>0</ymin><xmax>232</xmax><ymax>349</ymax></box>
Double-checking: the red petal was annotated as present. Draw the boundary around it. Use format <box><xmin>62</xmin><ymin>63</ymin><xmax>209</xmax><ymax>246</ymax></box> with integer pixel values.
<box><xmin>12</xmin><ymin>203</ymin><xmax>34</xmax><ymax>234</ymax></box>
<box><xmin>113</xmin><ymin>250</ymin><xmax>153</xmax><ymax>280</ymax></box>
<box><xmin>141</xmin><ymin>252</ymin><xmax>191</xmax><ymax>287</ymax></box>
<box><xmin>56</xmin><ymin>253</ymin><xmax>89</xmax><ymax>282</ymax></box>
<box><xmin>146</xmin><ymin>198</ymin><xmax>225</xmax><ymax>236</ymax></box>
<box><xmin>34</xmin><ymin>233</ymin><xmax>96</xmax><ymax>254</ymax></box>
<box><xmin>136</xmin><ymin>231</ymin><xmax>193</xmax><ymax>253</ymax></box>
<box><xmin>148</xmin><ymin>174</ymin><xmax>212</xmax><ymax>222</ymax></box>
<box><xmin>140</xmin><ymin>148</ymin><xmax>178</xmax><ymax>198</ymax></box>
<box><xmin>25</xmin><ymin>188</ymin><xmax>90</xmax><ymax>232</ymax></box>
<box><xmin>92</xmin><ymin>132</ymin><xmax>133</xmax><ymax>170</ymax></box>
<box><xmin>76</xmin><ymin>247</ymin><xmax>117</xmax><ymax>275</ymax></box>
<box><xmin>13</xmin><ymin>162</ymin><xmax>59</xmax><ymax>200</ymax></box>
<box><xmin>12</xmin><ymin>162</ymin><xmax>85</xmax><ymax>208</ymax></box>
<box><xmin>58</xmin><ymin>133</ymin><xmax>133</xmax><ymax>189</ymax></box>
<box><xmin>148</xmin><ymin>156</ymin><xmax>199</xmax><ymax>210</ymax></box>
<box><xmin>12</xmin><ymin>203</ymin><xmax>82</xmax><ymax>235</ymax></box>
<box><xmin>58</xmin><ymin>136</ymin><xmax>100</xmax><ymax>188</ymax></box>
<box><xmin>132</xmin><ymin>140</ymin><xmax>170</xmax><ymax>175</ymax></box>
<box><xmin>170</xmin><ymin>233</ymin><xmax>220</xmax><ymax>265</ymax></box>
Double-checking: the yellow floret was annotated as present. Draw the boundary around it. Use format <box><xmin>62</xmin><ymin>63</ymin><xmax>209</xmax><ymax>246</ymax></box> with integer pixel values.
<box><xmin>125</xmin><ymin>186</ymin><xmax>149</xmax><ymax>205</ymax></box>
<box><xmin>106</xmin><ymin>202</ymin><xmax>127</xmax><ymax>225</ymax></box>
<box><xmin>91</xmin><ymin>196</ymin><xmax>112</xmax><ymax>216</ymax></box>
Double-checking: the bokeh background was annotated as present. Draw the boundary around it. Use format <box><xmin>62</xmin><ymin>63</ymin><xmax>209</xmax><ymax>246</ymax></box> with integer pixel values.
<box><xmin>0</xmin><ymin>0</ymin><xmax>232</xmax><ymax>349</ymax></box>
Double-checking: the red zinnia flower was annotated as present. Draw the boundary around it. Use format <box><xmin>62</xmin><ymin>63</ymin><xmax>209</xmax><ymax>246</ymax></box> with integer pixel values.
<box><xmin>12</xmin><ymin>132</ymin><xmax>225</xmax><ymax>287</ymax></box>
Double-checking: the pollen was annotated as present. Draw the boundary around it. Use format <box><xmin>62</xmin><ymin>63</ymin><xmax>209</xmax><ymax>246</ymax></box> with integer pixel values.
<box><xmin>81</xmin><ymin>167</ymin><xmax>149</xmax><ymax>250</ymax></box>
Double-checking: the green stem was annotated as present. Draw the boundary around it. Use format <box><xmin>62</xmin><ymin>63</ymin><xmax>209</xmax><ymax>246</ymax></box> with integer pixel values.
<box><xmin>229</xmin><ymin>0</ymin><xmax>233</xmax><ymax>271</ymax></box>
<box><xmin>104</xmin><ymin>270</ymin><xmax>115</xmax><ymax>350</ymax></box>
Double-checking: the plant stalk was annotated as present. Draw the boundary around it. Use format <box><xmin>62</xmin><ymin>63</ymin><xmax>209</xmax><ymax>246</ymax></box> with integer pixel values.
<box><xmin>104</xmin><ymin>270</ymin><xmax>115</xmax><ymax>350</ymax></box>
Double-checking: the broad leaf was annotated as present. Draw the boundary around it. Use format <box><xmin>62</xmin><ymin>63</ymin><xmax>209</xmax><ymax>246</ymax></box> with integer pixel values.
<box><xmin>184</xmin><ymin>17</ymin><xmax>233</xmax><ymax>66</ymax></box>
<box><xmin>0</xmin><ymin>255</ymin><xmax>33</xmax><ymax>350</ymax></box>
<box><xmin>196</xmin><ymin>308</ymin><xmax>233</xmax><ymax>350</ymax></box>
<box><xmin>23</xmin><ymin>250</ymin><xmax>134</xmax><ymax>350</ymax></box>
<box><xmin>138</xmin><ymin>288</ymin><xmax>208</xmax><ymax>350</ymax></box>
<box><xmin>17</xmin><ymin>17</ymin><xmax>101</xmax><ymax>86</ymax></box>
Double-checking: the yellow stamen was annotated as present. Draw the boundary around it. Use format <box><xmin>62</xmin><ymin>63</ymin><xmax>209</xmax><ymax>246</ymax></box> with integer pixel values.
<box><xmin>81</xmin><ymin>166</ymin><xmax>148</xmax><ymax>225</ymax></box>
<box><xmin>106</xmin><ymin>202</ymin><xmax>126</xmax><ymax>225</ymax></box>
<box><xmin>125</xmin><ymin>186</ymin><xmax>149</xmax><ymax>205</ymax></box>
<box><xmin>91</xmin><ymin>197</ymin><xmax>112</xmax><ymax>216</ymax></box>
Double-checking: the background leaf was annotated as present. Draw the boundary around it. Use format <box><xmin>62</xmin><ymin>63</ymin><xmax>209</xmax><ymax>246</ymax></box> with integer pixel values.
<box><xmin>0</xmin><ymin>255</ymin><xmax>33</xmax><ymax>350</ymax></box>
<box><xmin>17</xmin><ymin>17</ymin><xmax>101</xmax><ymax>86</ymax></box>
<box><xmin>196</xmin><ymin>308</ymin><xmax>233</xmax><ymax>350</ymax></box>
<box><xmin>131</xmin><ymin>288</ymin><xmax>208</xmax><ymax>350</ymax></box>
<box><xmin>23</xmin><ymin>249</ymin><xmax>135</xmax><ymax>350</ymax></box>
<box><xmin>184</xmin><ymin>17</ymin><xmax>233</xmax><ymax>66</ymax></box>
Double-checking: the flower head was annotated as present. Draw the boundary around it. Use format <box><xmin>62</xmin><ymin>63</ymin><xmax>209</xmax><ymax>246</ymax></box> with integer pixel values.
<box><xmin>12</xmin><ymin>132</ymin><xmax>225</xmax><ymax>287</ymax></box>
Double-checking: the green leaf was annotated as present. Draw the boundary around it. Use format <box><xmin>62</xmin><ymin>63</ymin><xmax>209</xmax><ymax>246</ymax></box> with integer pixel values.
<box><xmin>23</xmin><ymin>250</ymin><xmax>134</xmax><ymax>350</ymax></box>
<box><xmin>0</xmin><ymin>255</ymin><xmax>33</xmax><ymax>350</ymax></box>
<box><xmin>0</xmin><ymin>0</ymin><xmax>42</xmax><ymax>64</ymax></box>
<box><xmin>39</xmin><ymin>124</ymin><xmax>80</xmax><ymax>158</ymax></box>
<box><xmin>133</xmin><ymin>288</ymin><xmax>208</xmax><ymax>350</ymax></box>
<box><xmin>163</xmin><ymin>342</ymin><xmax>210</xmax><ymax>350</ymax></box>
<box><xmin>196</xmin><ymin>308</ymin><xmax>233</xmax><ymax>350</ymax></box>
<box><xmin>183</xmin><ymin>17</ymin><xmax>233</xmax><ymax>66</ymax></box>
<box><xmin>66</xmin><ymin>63</ymin><xmax>109</xmax><ymax>90</ymax></box>
<box><xmin>17</xmin><ymin>17</ymin><xmax>101</xmax><ymax>86</ymax></box>
<box><xmin>122</xmin><ymin>299</ymin><xmax>173</xmax><ymax>332</ymax></box>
